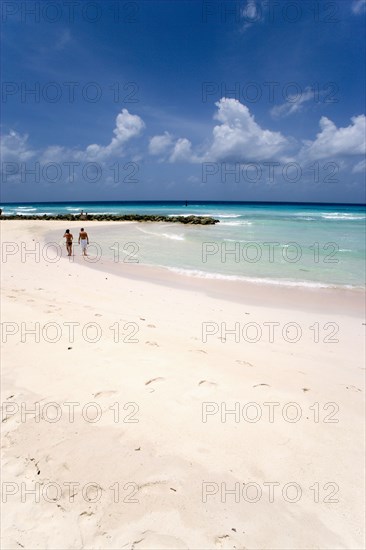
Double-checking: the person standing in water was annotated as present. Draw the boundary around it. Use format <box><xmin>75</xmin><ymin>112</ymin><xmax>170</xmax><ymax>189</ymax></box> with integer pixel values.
<box><xmin>63</xmin><ymin>229</ymin><xmax>73</xmax><ymax>256</ymax></box>
<box><xmin>78</xmin><ymin>227</ymin><xmax>89</xmax><ymax>256</ymax></box>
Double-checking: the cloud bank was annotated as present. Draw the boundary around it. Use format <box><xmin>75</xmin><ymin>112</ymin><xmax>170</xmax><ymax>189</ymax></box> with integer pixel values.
<box><xmin>2</xmin><ymin>100</ymin><xmax>365</xmax><ymax>185</ymax></box>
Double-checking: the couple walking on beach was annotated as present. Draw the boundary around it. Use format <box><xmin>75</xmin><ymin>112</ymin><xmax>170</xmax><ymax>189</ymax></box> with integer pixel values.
<box><xmin>63</xmin><ymin>228</ymin><xmax>89</xmax><ymax>257</ymax></box>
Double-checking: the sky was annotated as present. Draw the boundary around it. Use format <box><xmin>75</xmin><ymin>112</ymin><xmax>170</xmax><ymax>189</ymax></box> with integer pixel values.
<box><xmin>1</xmin><ymin>0</ymin><xmax>365</xmax><ymax>203</ymax></box>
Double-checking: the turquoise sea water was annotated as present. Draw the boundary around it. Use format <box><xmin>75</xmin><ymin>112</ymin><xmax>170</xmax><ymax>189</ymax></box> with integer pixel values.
<box><xmin>2</xmin><ymin>201</ymin><xmax>365</xmax><ymax>289</ymax></box>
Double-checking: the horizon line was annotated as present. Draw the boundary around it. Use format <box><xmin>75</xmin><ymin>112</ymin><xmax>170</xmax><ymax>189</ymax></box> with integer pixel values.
<box><xmin>1</xmin><ymin>200</ymin><xmax>365</xmax><ymax>207</ymax></box>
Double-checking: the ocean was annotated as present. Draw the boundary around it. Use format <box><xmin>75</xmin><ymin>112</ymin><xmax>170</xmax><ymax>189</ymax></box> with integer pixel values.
<box><xmin>2</xmin><ymin>201</ymin><xmax>365</xmax><ymax>289</ymax></box>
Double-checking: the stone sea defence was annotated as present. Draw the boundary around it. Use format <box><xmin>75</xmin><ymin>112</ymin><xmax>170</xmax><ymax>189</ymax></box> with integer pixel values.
<box><xmin>0</xmin><ymin>214</ymin><xmax>219</xmax><ymax>225</ymax></box>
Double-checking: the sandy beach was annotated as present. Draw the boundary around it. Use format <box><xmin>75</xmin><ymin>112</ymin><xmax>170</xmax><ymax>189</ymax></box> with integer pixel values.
<box><xmin>1</xmin><ymin>220</ymin><xmax>365</xmax><ymax>550</ymax></box>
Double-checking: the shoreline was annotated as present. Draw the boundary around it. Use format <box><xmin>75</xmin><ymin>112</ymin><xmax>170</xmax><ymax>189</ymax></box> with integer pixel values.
<box><xmin>43</xmin><ymin>220</ymin><xmax>365</xmax><ymax>317</ymax></box>
<box><xmin>62</xmin><ymin>251</ymin><xmax>365</xmax><ymax>316</ymax></box>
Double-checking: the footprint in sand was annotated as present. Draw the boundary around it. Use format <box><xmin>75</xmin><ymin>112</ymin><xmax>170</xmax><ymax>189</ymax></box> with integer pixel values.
<box><xmin>145</xmin><ymin>341</ymin><xmax>159</xmax><ymax>347</ymax></box>
<box><xmin>77</xmin><ymin>508</ymin><xmax>99</xmax><ymax>540</ymax></box>
<box><xmin>79</xmin><ymin>510</ymin><xmax>94</xmax><ymax>517</ymax></box>
<box><xmin>137</xmin><ymin>480</ymin><xmax>167</xmax><ymax>492</ymax></box>
<box><xmin>215</xmin><ymin>534</ymin><xmax>239</xmax><ymax>549</ymax></box>
<box><xmin>235</xmin><ymin>360</ymin><xmax>254</xmax><ymax>367</ymax></box>
<box><xmin>93</xmin><ymin>390</ymin><xmax>117</xmax><ymax>398</ymax></box>
<box><xmin>346</xmin><ymin>385</ymin><xmax>362</xmax><ymax>392</ymax></box>
<box><xmin>145</xmin><ymin>377</ymin><xmax>165</xmax><ymax>387</ymax></box>
<box><xmin>145</xmin><ymin>377</ymin><xmax>165</xmax><ymax>392</ymax></box>
<box><xmin>25</xmin><ymin>457</ymin><xmax>41</xmax><ymax>476</ymax></box>
<box><xmin>253</xmin><ymin>383</ymin><xmax>270</xmax><ymax>388</ymax></box>
<box><xmin>147</xmin><ymin>324</ymin><xmax>156</xmax><ymax>328</ymax></box>
<box><xmin>189</xmin><ymin>380</ymin><xmax>217</xmax><ymax>398</ymax></box>
<box><xmin>198</xmin><ymin>380</ymin><xmax>217</xmax><ymax>388</ymax></box>
<box><xmin>132</xmin><ymin>532</ymin><xmax>188</xmax><ymax>549</ymax></box>
<box><xmin>189</xmin><ymin>349</ymin><xmax>207</xmax><ymax>354</ymax></box>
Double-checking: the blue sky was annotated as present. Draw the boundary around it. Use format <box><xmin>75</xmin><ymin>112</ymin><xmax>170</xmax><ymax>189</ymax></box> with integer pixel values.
<box><xmin>1</xmin><ymin>0</ymin><xmax>365</xmax><ymax>203</ymax></box>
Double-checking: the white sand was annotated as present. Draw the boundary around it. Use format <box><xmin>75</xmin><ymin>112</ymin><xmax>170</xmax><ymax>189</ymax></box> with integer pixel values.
<box><xmin>1</xmin><ymin>221</ymin><xmax>365</xmax><ymax>550</ymax></box>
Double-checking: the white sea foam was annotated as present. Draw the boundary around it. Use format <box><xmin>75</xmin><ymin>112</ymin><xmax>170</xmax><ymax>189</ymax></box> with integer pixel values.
<box><xmin>220</xmin><ymin>221</ymin><xmax>253</xmax><ymax>226</ymax></box>
<box><xmin>137</xmin><ymin>226</ymin><xmax>185</xmax><ymax>241</ymax></box>
<box><xmin>161</xmin><ymin>233</ymin><xmax>185</xmax><ymax>241</ymax></box>
<box><xmin>224</xmin><ymin>239</ymin><xmax>251</xmax><ymax>243</ymax></box>
<box><xmin>167</xmin><ymin>212</ymin><xmax>197</xmax><ymax>217</ymax></box>
<box><xmin>321</xmin><ymin>213</ymin><xmax>365</xmax><ymax>220</ymax></box>
<box><xmin>165</xmin><ymin>267</ymin><xmax>356</xmax><ymax>289</ymax></box>
<box><xmin>217</xmin><ymin>214</ymin><xmax>242</xmax><ymax>218</ymax></box>
<box><xmin>137</xmin><ymin>227</ymin><xmax>162</xmax><ymax>237</ymax></box>
<box><xmin>66</xmin><ymin>208</ymin><xmax>120</xmax><ymax>214</ymax></box>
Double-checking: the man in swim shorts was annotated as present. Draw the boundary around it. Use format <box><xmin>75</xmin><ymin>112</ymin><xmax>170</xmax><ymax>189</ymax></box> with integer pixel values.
<box><xmin>78</xmin><ymin>228</ymin><xmax>89</xmax><ymax>256</ymax></box>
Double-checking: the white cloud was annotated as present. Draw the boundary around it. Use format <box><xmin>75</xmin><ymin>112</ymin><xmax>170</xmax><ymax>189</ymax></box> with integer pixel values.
<box><xmin>352</xmin><ymin>159</ymin><xmax>366</xmax><ymax>173</ymax></box>
<box><xmin>81</xmin><ymin>109</ymin><xmax>145</xmax><ymax>161</ymax></box>
<box><xmin>206</xmin><ymin>98</ymin><xmax>288</xmax><ymax>162</ymax></box>
<box><xmin>151</xmin><ymin>100</ymin><xmax>366</xmax><ymax>175</ymax></box>
<box><xmin>149</xmin><ymin>99</ymin><xmax>288</xmax><ymax>164</ymax></box>
<box><xmin>352</xmin><ymin>0</ymin><xmax>366</xmax><ymax>14</ymax></box>
<box><xmin>148</xmin><ymin>131</ymin><xmax>173</xmax><ymax>155</ymax></box>
<box><xmin>148</xmin><ymin>132</ymin><xmax>198</xmax><ymax>163</ymax></box>
<box><xmin>0</xmin><ymin>131</ymin><xmax>35</xmax><ymax>162</ymax></box>
<box><xmin>2</xmin><ymin>102</ymin><xmax>365</xmax><ymax>190</ymax></box>
<box><xmin>40</xmin><ymin>145</ymin><xmax>69</xmax><ymax>164</ymax></box>
<box><xmin>39</xmin><ymin>108</ymin><xmax>145</xmax><ymax>164</ymax></box>
<box><xmin>242</xmin><ymin>0</ymin><xmax>260</xmax><ymax>19</ymax></box>
<box><xmin>241</xmin><ymin>0</ymin><xmax>264</xmax><ymax>31</ymax></box>
<box><xmin>300</xmin><ymin>115</ymin><xmax>366</xmax><ymax>160</ymax></box>
<box><xmin>169</xmin><ymin>138</ymin><xmax>195</xmax><ymax>162</ymax></box>
<box><xmin>271</xmin><ymin>87</ymin><xmax>315</xmax><ymax>118</ymax></box>
<box><xmin>1</xmin><ymin>109</ymin><xmax>145</xmax><ymax>182</ymax></box>
<box><xmin>0</xmin><ymin>131</ymin><xmax>37</xmax><ymax>182</ymax></box>
<box><xmin>114</xmin><ymin>109</ymin><xmax>145</xmax><ymax>142</ymax></box>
